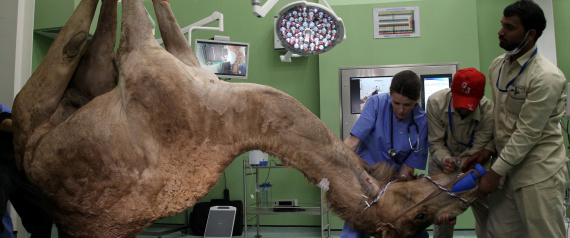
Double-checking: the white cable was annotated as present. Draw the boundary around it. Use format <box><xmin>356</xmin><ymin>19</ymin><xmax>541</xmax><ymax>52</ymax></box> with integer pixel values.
<box><xmin>248</xmin><ymin>163</ymin><xmax>255</xmax><ymax>200</ymax></box>
<box><xmin>562</xmin><ymin>202</ymin><xmax>570</xmax><ymax>238</ymax></box>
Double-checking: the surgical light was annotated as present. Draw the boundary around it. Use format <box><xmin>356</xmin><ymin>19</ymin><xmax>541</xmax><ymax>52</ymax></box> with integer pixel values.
<box><xmin>253</xmin><ymin>0</ymin><xmax>346</xmax><ymax>62</ymax></box>
<box><xmin>276</xmin><ymin>1</ymin><xmax>344</xmax><ymax>57</ymax></box>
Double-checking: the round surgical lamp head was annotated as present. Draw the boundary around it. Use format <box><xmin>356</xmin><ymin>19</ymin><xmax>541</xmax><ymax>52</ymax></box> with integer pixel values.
<box><xmin>275</xmin><ymin>1</ymin><xmax>345</xmax><ymax>56</ymax></box>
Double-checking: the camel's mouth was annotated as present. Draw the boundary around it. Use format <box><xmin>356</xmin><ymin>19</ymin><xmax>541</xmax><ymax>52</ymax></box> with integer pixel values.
<box><xmin>435</xmin><ymin>214</ymin><xmax>457</xmax><ymax>226</ymax></box>
<box><xmin>449</xmin><ymin>216</ymin><xmax>457</xmax><ymax>224</ymax></box>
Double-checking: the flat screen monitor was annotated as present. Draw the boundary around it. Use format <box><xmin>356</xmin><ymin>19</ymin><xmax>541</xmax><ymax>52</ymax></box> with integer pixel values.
<box><xmin>421</xmin><ymin>74</ymin><xmax>452</xmax><ymax>109</ymax></box>
<box><xmin>194</xmin><ymin>39</ymin><xmax>250</xmax><ymax>79</ymax></box>
<box><xmin>349</xmin><ymin>76</ymin><xmax>393</xmax><ymax>114</ymax></box>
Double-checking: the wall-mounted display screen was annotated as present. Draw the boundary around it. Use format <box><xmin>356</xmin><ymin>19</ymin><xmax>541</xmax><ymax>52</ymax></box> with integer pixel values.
<box><xmin>349</xmin><ymin>76</ymin><xmax>393</xmax><ymax>114</ymax></box>
<box><xmin>421</xmin><ymin>74</ymin><xmax>452</xmax><ymax>109</ymax></box>
<box><xmin>194</xmin><ymin>39</ymin><xmax>250</xmax><ymax>79</ymax></box>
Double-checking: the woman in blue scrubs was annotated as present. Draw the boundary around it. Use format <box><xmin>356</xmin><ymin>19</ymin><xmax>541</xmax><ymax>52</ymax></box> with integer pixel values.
<box><xmin>342</xmin><ymin>70</ymin><xmax>429</xmax><ymax>238</ymax></box>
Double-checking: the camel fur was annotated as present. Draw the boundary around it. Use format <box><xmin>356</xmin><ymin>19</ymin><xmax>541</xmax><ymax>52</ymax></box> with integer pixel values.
<box><xmin>11</xmin><ymin>0</ymin><xmax>477</xmax><ymax>237</ymax></box>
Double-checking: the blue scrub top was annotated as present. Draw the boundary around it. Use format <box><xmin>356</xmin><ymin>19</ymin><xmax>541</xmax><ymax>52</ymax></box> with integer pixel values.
<box><xmin>350</xmin><ymin>93</ymin><xmax>428</xmax><ymax>171</ymax></box>
<box><xmin>0</xmin><ymin>104</ymin><xmax>11</xmax><ymax>113</ymax></box>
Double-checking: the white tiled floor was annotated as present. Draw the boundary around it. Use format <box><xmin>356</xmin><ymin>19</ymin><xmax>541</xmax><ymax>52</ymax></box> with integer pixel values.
<box><xmin>136</xmin><ymin>225</ymin><xmax>478</xmax><ymax>238</ymax></box>
<box><xmin>28</xmin><ymin>219</ymin><xmax>570</xmax><ymax>237</ymax></box>
<box><xmin>33</xmin><ymin>223</ymin><xmax>478</xmax><ymax>237</ymax></box>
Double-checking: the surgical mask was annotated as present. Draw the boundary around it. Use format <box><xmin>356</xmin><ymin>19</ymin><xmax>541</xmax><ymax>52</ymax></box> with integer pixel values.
<box><xmin>505</xmin><ymin>31</ymin><xmax>529</xmax><ymax>56</ymax></box>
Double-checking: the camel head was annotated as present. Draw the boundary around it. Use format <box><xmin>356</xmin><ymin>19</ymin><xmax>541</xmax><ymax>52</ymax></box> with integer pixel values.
<box><xmin>329</xmin><ymin>163</ymin><xmax>478</xmax><ymax>238</ymax></box>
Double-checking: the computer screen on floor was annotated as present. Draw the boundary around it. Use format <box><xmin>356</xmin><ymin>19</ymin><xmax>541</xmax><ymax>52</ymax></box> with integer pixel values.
<box><xmin>204</xmin><ymin>206</ymin><xmax>236</xmax><ymax>238</ymax></box>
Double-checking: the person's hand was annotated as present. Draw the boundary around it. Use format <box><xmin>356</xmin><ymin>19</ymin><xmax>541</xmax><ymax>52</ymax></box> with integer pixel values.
<box><xmin>443</xmin><ymin>157</ymin><xmax>459</xmax><ymax>174</ymax></box>
<box><xmin>343</xmin><ymin>135</ymin><xmax>361</xmax><ymax>152</ymax></box>
<box><xmin>477</xmin><ymin>169</ymin><xmax>501</xmax><ymax>198</ymax></box>
<box><xmin>462</xmin><ymin>149</ymin><xmax>493</xmax><ymax>172</ymax></box>
<box><xmin>397</xmin><ymin>164</ymin><xmax>415</xmax><ymax>181</ymax></box>
<box><xmin>317</xmin><ymin>178</ymin><xmax>330</xmax><ymax>190</ymax></box>
<box><xmin>0</xmin><ymin>118</ymin><xmax>13</xmax><ymax>133</ymax></box>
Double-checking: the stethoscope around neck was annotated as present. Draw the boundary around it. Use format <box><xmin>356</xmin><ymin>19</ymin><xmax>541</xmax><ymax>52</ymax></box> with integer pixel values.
<box><xmin>388</xmin><ymin>104</ymin><xmax>422</xmax><ymax>159</ymax></box>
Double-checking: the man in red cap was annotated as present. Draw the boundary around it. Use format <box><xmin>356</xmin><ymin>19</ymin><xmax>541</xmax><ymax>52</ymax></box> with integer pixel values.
<box><xmin>426</xmin><ymin>67</ymin><xmax>495</xmax><ymax>238</ymax></box>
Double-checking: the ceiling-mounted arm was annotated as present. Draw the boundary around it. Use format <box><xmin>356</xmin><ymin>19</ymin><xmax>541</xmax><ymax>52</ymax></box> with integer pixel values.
<box><xmin>319</xmin><ymin>0</ymin><xmax>334</xmax><ymax>16</ymax></box>
<box><xmin>156</xmin><ymin>11</ymin><xmax>224</xmax><ymax>46</ymax></box>
<box><xmin>279</xmin><ymin>51</ymin><xmax>301</xmax><ymax>63</ymax></box>
<box><xmin>183</xmin><ymin>11</ymin><xmax>224</xmax><ymax>45</ymax></box>
<box><xmin>252</xmin><ymin>0</ymin><xmax>280</xmax><ymax>18</ymax></box>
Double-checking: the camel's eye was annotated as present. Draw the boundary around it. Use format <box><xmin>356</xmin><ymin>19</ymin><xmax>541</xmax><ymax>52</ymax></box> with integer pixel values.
<box><xmin>415</xmin><ymin>213</ymin><xmax>426</xmax><ymax>220</ymax></box>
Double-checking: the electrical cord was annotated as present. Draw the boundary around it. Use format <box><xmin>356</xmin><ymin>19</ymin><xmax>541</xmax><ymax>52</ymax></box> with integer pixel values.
<box><xmin>223</xmin><ymin>171</ymin><xmax>227</xmax><ymax>189</ymax></box>
<box><xmin>222</xmin><ymin>172</ymin><xmax>230</xmax><ymax>200</ymax></box>
<box><xmin>263</xmin><ymin>159</ymin><xmax>273</xmax><ymax>184</ymax></box>
<box><xmin>563</xmin><ymin>202</ymin><xmax>570</xmax><ymax>238</ymax></box>
<box><xmin>560</xmin><ymin>118</ymin><xmax>569</xmax><ymax>143</ymax></box>
<box><xmin>560</xmin><ymin>117</ymin><xmax>570</xmax><ymax>180</ymax></box>
<box><xmin>561</xmin><ymin>113</ymin><xmax>570</xmax><ymax>238</ymax></box>
<box><xmin>558</xmin><ymin>98</ymin><xmax>570</xmax><ymax>237</ymax></box>
<box><xmin>246</xmin><ymin>157</ymin><xmax>274</xmax><ymax>202</ymax></box>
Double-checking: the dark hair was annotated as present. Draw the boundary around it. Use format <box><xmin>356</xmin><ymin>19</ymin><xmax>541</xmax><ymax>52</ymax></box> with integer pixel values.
<box><xmin>389</xmin><ymin>70</ymin><xmax>421</xmax><ymax>101</ymax></box>
<box><xmin>504</xmin><ymin>0</ymin><xmax>546</xmax><ymax>41</ymax></box>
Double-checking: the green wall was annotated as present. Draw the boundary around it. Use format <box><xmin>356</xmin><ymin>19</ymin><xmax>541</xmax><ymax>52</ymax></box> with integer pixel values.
<box><xmin>34</xmin><ymin>0</ymin><xmax>75</xmax><ymax>30</ymax></box>
<box><xmin>553</xmin><ymin>0</ymin><xmax>570</xmax><ymax>78</ymax></box>
<box><xmin>476</xmin><ymin>0</ymin><xmax>570</xmax><ymax>100</ymax></box>
<box><xmin>31</xmin><ymin>0</ymin><xmax>570</xmax><ymax>231</ymax></box>
<box><xmin>319</xmin><ymin>0</ymin><xmax>480</xmax><ymax>137</ymax></box>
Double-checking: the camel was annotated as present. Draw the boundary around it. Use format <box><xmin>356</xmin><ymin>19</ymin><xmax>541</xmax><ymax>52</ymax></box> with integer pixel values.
<box><xmin>11</xmin><ymin>0</ymin><xmax>478</xmax><ymax>237</ymax></box>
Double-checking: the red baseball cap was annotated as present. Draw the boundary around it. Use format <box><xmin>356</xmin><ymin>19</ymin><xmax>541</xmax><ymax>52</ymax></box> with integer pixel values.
<box><xmin>451</xmin><ymin>68</ymin><xmax>486</xmax><ymax>111</ymax></box>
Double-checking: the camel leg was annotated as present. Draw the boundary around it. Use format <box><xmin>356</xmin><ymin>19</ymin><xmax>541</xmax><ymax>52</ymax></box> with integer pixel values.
<box><xmin>152</xmin><ymin>0</ymin><xmax>200</xmax><ymax>67</ymax></box>
<box><xmin>51</xmin><ymin>0</ymin><xmax>119</xmax><ymax>125</ymax></box>
<box><xmin>117</xmin><ymin>0</ymin><xmax>162</xmax><ymax>63</ymax></box>
<box><xmin>69</xmin><ymin>0</ymin><xmax>118</xmax><ymax>98</ymax></box>
<box><xmin>12</xmin><ymin>0</ymin><xmax>99</xmax><ymax>166</ymax></box>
